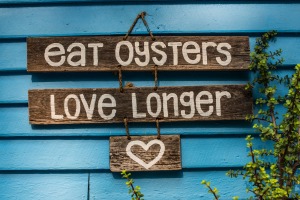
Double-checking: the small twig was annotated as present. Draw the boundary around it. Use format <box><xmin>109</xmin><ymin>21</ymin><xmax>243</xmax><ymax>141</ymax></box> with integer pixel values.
<box><xmin>298</xmin><ymin>116</ymin><xmax>300</xmax><ymax>156</ymax></box>
<box><xmin>261</xmin><ymin>187</ymin><xmax>270</xmax><ymax>197</ymax></box>
<box><xmin>279</xmin><ymin>75</ymin><xmax>300</xmax><ymax>188</ymax></box>
<box><xmin>201</xmin><ymin>181</ymin><xmax>220</xmax><ymax>200</ymax></box>
<box><xmin>270</xmin><ymin>107</ymin><xmax>278</xmax><ymax>134</ymax></box>
<box><xmin>121</xmin><ymin>170</ymin><xmax>143</xmax><ymax>200</ymax></box>
<box><xmin>252</xmin><ymin>117</ymin><xmax>273</xmax><ymax>123</ymax></box>
<box><xmin>126</xmin><ymin>178</ymin><xmax>140</xmax><ymax>200</ymax></box>
<box><xmin>207</xmin><ymin>185</ymin><xmax>219</xmax><ymax>200</ymax></box>
<box><xmin>249</xmin><ymin>145</ymin><xmax>263</xmax><ymax>200</ymax></box>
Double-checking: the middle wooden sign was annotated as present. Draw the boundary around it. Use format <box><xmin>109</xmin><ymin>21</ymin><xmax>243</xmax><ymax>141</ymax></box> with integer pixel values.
<box><xmin>28</xmin><ymin>85</ymin><xmax>252</xmax><ymax>124</ymax></box>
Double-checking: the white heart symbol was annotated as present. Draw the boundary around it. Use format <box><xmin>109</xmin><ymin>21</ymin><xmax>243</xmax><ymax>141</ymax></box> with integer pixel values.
<box><xmin>126</xmin><ymin>139</ymin><xmax>165</xmax><ymax>170</ymax></box>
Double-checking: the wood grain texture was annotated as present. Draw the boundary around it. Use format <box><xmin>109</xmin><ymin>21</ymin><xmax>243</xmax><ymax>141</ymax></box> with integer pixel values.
<box><xmin>27</xmin><ymin>36</ymin><xmax>249</xmax><ymax>72</ymax></box>
<box><xmin>110</xmin><ymin>135</ymin><xmax>181</xmax><ymax>172</ymax></box>
<box><xmin>28</xmin><ymin>85</ymin><xmax>253</xmax><ymax>124</ymax></box>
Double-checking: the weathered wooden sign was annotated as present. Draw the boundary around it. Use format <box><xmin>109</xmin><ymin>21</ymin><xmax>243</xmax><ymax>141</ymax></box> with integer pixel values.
<box><xmin>28</xmin><ymin>85</ymin><xmax>252</xmax><ymax>124</ymax></box>
<box><xmin>27</xmin><ymin>36</ymin><xmax>249</xmax><ymax>72</ymax></box>
<box><xmin>110</xmin><ymin>135</ymin><xmax>181</xmax><ymax>172</ymax></box>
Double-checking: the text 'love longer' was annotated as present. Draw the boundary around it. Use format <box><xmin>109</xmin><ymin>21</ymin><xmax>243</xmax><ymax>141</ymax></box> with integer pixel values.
<box><xmin>28</xmin><ymin>85</ymin><xmax>252</xmax><ymax>124</ymax></box>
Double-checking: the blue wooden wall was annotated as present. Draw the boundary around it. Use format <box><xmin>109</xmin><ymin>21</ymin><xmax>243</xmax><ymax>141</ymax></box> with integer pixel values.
<box><xmin>0</xmin><ymin>1</ymin><xmax>299</xmax><ymax>199</ymax></box>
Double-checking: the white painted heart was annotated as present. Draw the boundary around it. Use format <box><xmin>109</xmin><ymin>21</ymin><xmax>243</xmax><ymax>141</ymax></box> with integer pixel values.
<box><xmin>126</xmin><ymin>139</ymin><xmax>165</xmax><ymax>169</ymax></box>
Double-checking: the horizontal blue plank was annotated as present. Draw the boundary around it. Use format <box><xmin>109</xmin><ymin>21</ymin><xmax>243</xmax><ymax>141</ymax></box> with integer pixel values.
<box><xmin>1</xmin><ymin>105</ymin><xmax>287</xmax><ymax>137</ymax></box>
<box><xmin>0</xmin><ymin>4</ymin><xmax>300</xmax><ymax>38</ymax></box>
<box><xmin>90</xmin><ymin>171</ymin><xmax>250</xmax><ymax>199</ymax></box>
<box><xmin>0</xmin><ymin>139</ymin><xmax>109</xmax><ymax>170</ymax></box>
<box><xmin>0</xmin><ymin>36</ymin><xmax>299</xmax><ymax>72</ymax></box>
<box><xmin>0</xmin><ymin>70</ymin><xmax>295</xmax><ymax>103</ymax></box>
<box><xmin>0</xmin><ymin>103</ymin><xmax>288</xmax><ymax>137</ymax></box>
<box><xmin>0</xmin><ymin>173</ymin><xmax>88</xmax><ymax>200</ymax></box>
<box><xmin>0</xmin><ymin>71</ymin><xmax>250</xmax><ymax>103</ymax></box>
<box><xmin>0</xmin><ymin>0</ymin><xmax>299</xmax><ymax>5</ymax></box>
<box><xmin>0</xmin><ymin>171</ymin><xmax>249</xmax><ymax>200</ymax></box>
<box><xmin>0</xmin><ymin>137</ymin><xmax>271</xmax><ymax>170</ymax></box>
<box><xmin>0</xmin><ymin>106</ymin><xmax>254</xmax><ymax>136</ymax></box>
<box><xmin>0</xmin><ymin>41</ymin><xmax>25</xmax><ymax>71</ymax></box>
<box><xmin>2</xmin><ymin>170</ymin><xmax>298</xmax><ymax>200</ymax></box>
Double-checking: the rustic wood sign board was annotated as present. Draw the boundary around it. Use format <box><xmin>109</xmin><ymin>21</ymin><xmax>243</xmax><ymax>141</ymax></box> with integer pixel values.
<box><xmin>28</xmin><ymin>85</ymin><xmax>252</xmax><ymax>125</ymax></box>
<box><xmin>27</xmin><ymin>36</ymin><xmax>249</xmax><ymax>72</ymax></box>
<box><xmin>110</xmin><ymin>135</ymin><xmax>181</xmax><ymax>172</ymax></box>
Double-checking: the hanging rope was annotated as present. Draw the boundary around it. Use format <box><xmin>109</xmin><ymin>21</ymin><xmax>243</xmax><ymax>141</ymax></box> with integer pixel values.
<box><xmin>140</xmin><ymin>12</ymin><xmax>155</xmax><ymax>41</ymax></box>
<box><xmin>156</xmin><ymin>118</ymin><xmax>161</xmax><ymax>139</ymax></box>
<box><xmin>153</xmin><ymin>65</ymin><xmax>158</xmax><ymax>91</ymax></box>
<box><xmin>119</xmin><ymin>11</ymin><xmax>155</xmax><ymax>93</ymax></box>
<box><xmin>123</xmin><ymin>11</ymin><xmax>155</xmax><ymax>41</ymax></box>
<box><xmin>124</xmin><ymin>117</ymin><xmax>131</xmax><ymax>140</ymax></box>
<box><xmin>118</xmin><ymin>66</ymin><xmax>123</xmax><ymax>93</ymax></box>
<box><xmin>121</xmin><ymin>12</ymin><xmax>158</xmax><ymax>140</ymax></box>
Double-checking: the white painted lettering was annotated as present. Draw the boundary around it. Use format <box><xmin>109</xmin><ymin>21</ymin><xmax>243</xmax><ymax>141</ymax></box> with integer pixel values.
<box><xmin>182</xmin><ymin>41</ymin><xmax>201</xmax><ymax>64</ymax></box>
<box><xmin>98</xmin><ymin>94</ymin><xmax>116</xmax><ymax>120</ymax></box>
<box><xmin>67</xmin><ymin>43</ymin><xmax>86</xmax><ymax>66</ymax></box>
<box><xmin>216</xmin><ymin>43</ymin><xmax>232</xmax><ymax>66</ymax></box>
<box><xmin>151</xmin><ymin>42</ymin><xmax>167</xmax><ymax>66</ymax></box>
<box><xmin>115</xmin><ymin>41</ymin><xmax>134</xmax><ymax>66</ymax></box>
<box><xmin>134</xmin><ymin>42</ymin><xmax>150</xmax><ymax>67</ymax></box>
<box><xmin>195</xmin><ymin>91</ymin><xmax>213</xmax><ymax>116</ymax></box>
<box><xmin>162</xmin><ymin>93</ymin><xmax>179</xmax><ymax>117</ymax></box>
<box><xmin>64</xmin><ymin>94</ymin><xmax>81</xmax><ymax>119</ymax></box>
<box><xmin>216</xmin><ymin>91</ymin><xmax>231</xmax><ymax>116</ymax></box>
<box><xmin>180</xmin><ymin>91</ymin><xmax>195</xmax><ymax>119</ymax></box>
<box><xmin>80</xmin><ymin>94</ymin><xmax>96</xmax><ymax>120</ymax></box>
<box><xmin>168</xmin><ymin>42</ymin><xmax>182</xmax><ymax>65</ymax></box>
<box><xmin>88</xmin><ymin>43</ymin><xmax>104</xmax><ymax>66</ymax></box>
<box><xmin>44</xmin><ymin>43</ymin><xmax>66</xmax><ymax>67</ymax></box>
<box><xmin>132</xmin><ymin>93</ymin><xmax>146</xmax><ymax>118</ymax></box>
<box><xmin>146</xmin><ymin>93</ymin><xmax>162</xmax><ymax>117</ymax></box>
<box><xmin>202</xmin><ymin>42</ymin><xmax>217</xmax><ymax>65</ymax></box>
<box><xmin>50</xmin><ymin>94</ymin><xmax>64</xmax><ymax>119</ymax></box>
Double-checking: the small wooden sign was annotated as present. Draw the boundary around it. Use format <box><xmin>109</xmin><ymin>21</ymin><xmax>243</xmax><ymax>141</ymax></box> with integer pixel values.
<box><xmin>27</xmin><ymin>36</ymin><xmax>249</xmax><ymax>72</ymax></box>
<box><xmin>110</xmin><ymin>135</ymin><xmax>181</xmax><ymax>172</ymax></box>
<box><xmin>28</xmin><ymin>85</ymin><xmax>252</xmax><ymax>124</ymax></box>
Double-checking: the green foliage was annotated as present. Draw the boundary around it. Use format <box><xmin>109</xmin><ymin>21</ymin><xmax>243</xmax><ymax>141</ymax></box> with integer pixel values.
<box><xmin>201</xmin><ymin>180</ymin><xmax>221</xmax><ymax>200</ymax></box>
<box><xmin>121</xmin><ymin>170</ymin><xmax>144</xmax><ymax>200</ymax></box>
<box><xmin>241</xmin><ymin>31</ymin><xmax>300</xmax><ymax>200</ymax></box>
<box><xmin>204</xmin><ymin>31</ymin><xmax>300</xmax><ymax>199</ymax></box>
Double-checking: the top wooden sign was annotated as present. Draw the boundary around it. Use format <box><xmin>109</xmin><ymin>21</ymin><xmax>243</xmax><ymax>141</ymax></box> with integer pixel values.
<box><xmin>27</xmin><ymin>36</ymin><xmax>249</xmax><ymax>72</ymax></box>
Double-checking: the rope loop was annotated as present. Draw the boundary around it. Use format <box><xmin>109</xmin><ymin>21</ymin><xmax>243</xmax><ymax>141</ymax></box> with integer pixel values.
<box><xmin>123</xmin><ymin>11</ymin><xmax>155</xmax><ymax>41</ymax></box>
<box><xmin>140</xmin><ymin>12</ymin><xmax>155</xmax><ymax>41</ymax></box>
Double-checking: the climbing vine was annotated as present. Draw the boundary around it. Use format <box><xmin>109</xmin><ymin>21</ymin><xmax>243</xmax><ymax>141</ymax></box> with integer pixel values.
<box><xmin>202</xmin><ymin>31</ymin><xmax>300</xmax><ymax>199</ymax></box>
<box><xmin>121</xmin><ymin>170</ymin><xmax>144</xmax><ymax>200</ymax></box>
